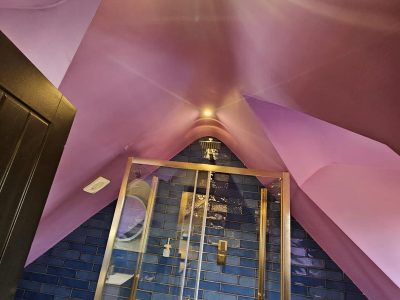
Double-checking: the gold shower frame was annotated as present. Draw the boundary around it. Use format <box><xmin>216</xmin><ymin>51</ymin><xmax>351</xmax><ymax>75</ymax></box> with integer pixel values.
<box><xmin>95</xmin><ymin>157</ymin><xmax>291</xmax><ymax>300</ymax></box>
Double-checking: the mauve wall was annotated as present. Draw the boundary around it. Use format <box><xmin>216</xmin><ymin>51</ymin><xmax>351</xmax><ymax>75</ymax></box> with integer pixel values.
<box><xmin>16</xmin><ymin>138</ymin><xmax>367</xmax><ymax>300</ymax></box>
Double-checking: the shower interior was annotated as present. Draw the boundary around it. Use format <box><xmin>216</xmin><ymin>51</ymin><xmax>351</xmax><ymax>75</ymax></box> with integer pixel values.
<box><xmin>95</xmin><ymin>158</ymin><xmax>290</xmax><ymax>300</ymax></box>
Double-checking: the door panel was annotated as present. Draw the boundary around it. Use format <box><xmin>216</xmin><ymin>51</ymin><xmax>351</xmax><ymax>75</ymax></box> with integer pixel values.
<box><xmin>0</xmin><ymin>98</ymin><xmax>49</xmax><ymax>256</ymax></box>
<box><xmin>0</xmin><ymin>32</ymin><xmax>76</xmax><ymax>298</ymax></box>
<box><xmin>0</xmin><ymin>94</ymin><xmax>30</xmax><ymax>179</ymax></box>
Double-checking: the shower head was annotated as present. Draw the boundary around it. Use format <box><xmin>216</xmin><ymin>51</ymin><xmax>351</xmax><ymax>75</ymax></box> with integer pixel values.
<box><xmin>200</xmin><ymin>138</ymin><xmax>221</xmax><ymax>162</ymax></box>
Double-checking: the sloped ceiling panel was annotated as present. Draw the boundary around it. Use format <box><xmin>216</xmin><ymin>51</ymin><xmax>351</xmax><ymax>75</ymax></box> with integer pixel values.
<box><xmin>0</xmin><ymin>0</ymin><xmax>101</xmax><ymax>87</ymax></box>
<box><xmin>228</xmin><ymin>0</ymin><xmax>400</xmax><ymax>154</ymax></box>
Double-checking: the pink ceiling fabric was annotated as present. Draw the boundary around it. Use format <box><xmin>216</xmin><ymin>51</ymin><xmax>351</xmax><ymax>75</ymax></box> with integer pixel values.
<box><xmin>1</xmin><ymin>0</ymin><xmax>400</xmax><ymax>299</ymax></box>
<box><xmin>228</xmin><ymin>0</ymin><xmax>400</xmax><ymax>154</ymax></box>
<box><xmin>0</xmin><ymin>0</ymin><xmax>101</xmax><ymax>87</ymax></box>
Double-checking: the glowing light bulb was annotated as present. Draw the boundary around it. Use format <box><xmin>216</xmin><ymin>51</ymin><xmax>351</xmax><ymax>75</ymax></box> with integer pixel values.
<box><xmin>202</xmin><ymin>108</ymin><xmax>214</xmax><ymax>118</ymax></box>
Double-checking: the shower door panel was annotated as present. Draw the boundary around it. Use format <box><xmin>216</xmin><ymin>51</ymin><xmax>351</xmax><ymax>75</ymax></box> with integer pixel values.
<box><xmin>97</xmin><ymin>165</ymin><xmax>210</xmax><ymax>300</ymax></box>
<box><xmin>195</xmin><ymin>172</ymin><xmax>283</xmax><ymax>300</ymax></box>
<box><xmin>195</xmin><ymin>172</ymin><xmax>264</xmax><ymax>300</ymax></box>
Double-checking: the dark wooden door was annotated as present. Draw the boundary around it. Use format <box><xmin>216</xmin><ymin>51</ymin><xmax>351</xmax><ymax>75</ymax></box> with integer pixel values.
<box><xmin>0</xmin><ymin>31</ymin><xmax>76</xmax><ymax>298</ymax></box>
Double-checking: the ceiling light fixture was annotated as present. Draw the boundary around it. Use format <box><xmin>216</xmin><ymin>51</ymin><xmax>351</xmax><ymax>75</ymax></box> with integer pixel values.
<box><xmin>202</xmin><ymin>108</ymin><xmax>214</xmax><ymax>118</ymax></box>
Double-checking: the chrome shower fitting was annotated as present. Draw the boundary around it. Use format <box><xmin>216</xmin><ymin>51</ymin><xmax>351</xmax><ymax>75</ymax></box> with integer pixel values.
<box><xmin>200</xmin><ymin>138</ymin><xmax>221</xmax><ymax>162</ymax></box>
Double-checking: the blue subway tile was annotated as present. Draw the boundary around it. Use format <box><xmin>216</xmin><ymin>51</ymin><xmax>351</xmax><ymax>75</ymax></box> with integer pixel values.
<box><xmin>267</xmin><ymin>271</ymin><xmax>280</xmax><ymax>282</ymax></box>
<box><xmin>136</xmin><ymin>290</ymin><xmax>152</xmax><ymax>299</ymax></box>
<box><xmin>76</xmin><ymin>270</ymin><xmax>99</xmax><ymax>281</ymax></box>
<box><xmin>326</xmin><ymin>260</ymin><xmax>341</xmax><ymax>271</ymax></box>
<box><xmin>292</xmin><ymin>275</ymin><xmax>325</xmax><ymax>287</ymax></box>
<box><xmin>291</xmin><ymin>284</ymin><xmax>308</xmax><ymax>295</ymax></box>
<box><xmin>23</xmin><ymin>291</ymin><xmax>54</xmax><ymax>300</ymax></box>
<box><xmin>138</xmin><ymin>281</ymin><xmax>169</xmax><ymax>293</ymax></box>
<box><xmin>345</xmin><ymin>292</ymin><xmax>368</xmax><ymax>300</ymax></box>
<box><xmin>59</xmin><ymin>277</ymin><xmax>89</xmax><ymax>289</ymax></box>
<box><xmin>71</xmin><ymin>289</ymin><xmax>95</xmax><ymax>300</ymax></box>
<box><xmin>70</xmin><ymin>243</ymin><xmax>98</xmax><ymax>255</ymax></box>
<box><xmin>291</xmin><ymin>295</ymin><xmax>312</xmax><ymax>300</ymax></box>
<box><xmin>266</xmin><ymin>280</ymin><xmax>281</xmax><ymax>292</ymax></box>
<box><xmin>104</xmin><ymin>285</ymin><xmax>131</xmax><ymax>297</ymax></box>
<box><xmin>228</xmin><ymin>247</ymin><xmax>257</xmax><ymax>259</ymax></box>
<box><xmin>292</xmin><ymin>257</ymin><xmax>325</xmax><ymax>268</ymax></box>
<box><xmin>225</xmin><ymin>221</ymin><xmax>241</xmax><ymax>230</ymax></box>
<box><xmin>291</xmin><ymin>266</ymin><xmax>307</xmax><ymax>276</ymax></box>
<box><xmin>141</xmin><ymin>262</ymin><xmax>172</xmax><ymax>274</ymax></box>
<box><xmin>267</xmin><ymin>291</ymin><xmax>281</xmax><ymax>300</ymax></box>
<box><xmin>239</xmin><ymin>276</ymin><xmax>256</xmax><ymax>287</ymax></box>
<box><xmin>80</xmin><ymin>253</ymin><xmax>104</xmax><ymax>264</ymax></box>
<box><xmin>88</xmin><ymin>281</ymin><xmax>98</xmax><ymax>292</ymax></box>
<box><xmin>24</xmin><ymin>263</ymin><xmax>48</xmax><ymax>273</ymax></box>
<box><xmin>47</xmin><ymin>266</ymin><xmax>76</xmax><ymax>278</ymax></box>
<box><xmin>54</xmin><ymin>241</ymin><xmax>71</xmax><ymax>250</ymax></box>
<box><xmin>346</xmin><ymin>282</ymin><xmax>363</xmax><ymax>294</ymax></box>
<box><xmin>199</xmin><ymin>280</ymin><xmax>220</xmax><ymax>291</ymax></box>
<box><xmin>86</xmin><ymin>228</ymin><xmax>103</xmax><ymax>238</ymax></box>
<box><xmin>158</xmin><ymin>256</ymin><xmax>180</xmax><ymax>266</ymax></box>
<box><xmin>224</xmin><ymin>265</ymin><xmax>255</xmax><ymax>277</ymax></box>
<box><xmin>51</xmin><ymin>248</ymin><xmax>80</xmax><ymax>260</ymax></box>
<box><xmin>85</xmin><ymin>236</ymin><xmax>108</xmax><ymax>246</ymax></box>
<box><xmin>226</xmin><ymin>255</ymin><xmax>240</xmax><ymax>266</ymax></box>
<box><xmin>19</xmin><ymin>280</ymin><xmax>41</xmax><ymax>292</ymax></box>
<box><xmin>326</xmin><ymin>270</ymin><xmax>343</xmax><ymax>281</ymax></box>
<box><xmin>309</xmin><ymin>287</ymin><xmax>345</xmax><ymax>300</ymax></box>
<box><xmin>221</xmin><ymin>284</ymin><xmax>254</xmax><ymax>297</ymax></box>
<box><xmin>36</xmin><ymin>256</ymin><xmax>65</xmax><ymax>267</ymax></box>
<box><xmin>23</xmin><ymin>272</ymin><xmax>58</xmax><ymax>284</ymax></box>
<box><xmin>204</xmin><ymin>291</ymin><xmax>236</xmax><ymax>300</ymax></box>
<box><xmin>152</xmin><ymin>293</ymin><xmax>176</xmax><ymax>300</ymax></box>
<box><xmin>205</xmin><ymin>227</ymin><xmax>225</xmax><ymax>236</ymax></box>
<box><xmin>204</xmin><ymin>271</ymin><xmax>237</xmax><ymax>284</ymax></box>
<box><xmin>306</xmin><ymin>248</ymin><xmax>331</xmax><ymax>260</ymax></box>
<box><xmin>64</xmin><ymin>259</ymin><xmax>93</xmax><ymax>271</ymax></box>
<box><xmin>240</xmin><ymin>258</ymin><xmax>258</xmax><ymax>268</ymax></box>
<box><xmin>240</xmin><ymin>240</ymin><xmax>258</xmax><ymax>250</ymax></box>
<box><xmin>238</xmin><ymin>297</ymin><xmax>253</xmax><ymax>300</ymax></box>
<box><xmin>201</xmin><ymin>261</ymin><xmax>221</xmax><ymax>272</ymax></box>
<box><xmin>40</xmin><ymin>284</ymin><xmax>72</xmax><ymax>297</ymax></box>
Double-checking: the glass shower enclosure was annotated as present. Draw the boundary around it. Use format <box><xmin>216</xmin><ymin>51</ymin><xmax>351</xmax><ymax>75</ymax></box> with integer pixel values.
<box><xmin>94</xmin><ymin>158</ymin><xmax>290</xmax><ymax>300</ymax></box>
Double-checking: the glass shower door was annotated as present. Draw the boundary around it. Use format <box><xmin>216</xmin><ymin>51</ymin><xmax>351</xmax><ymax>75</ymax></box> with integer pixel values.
<box><xmin>94</xmin><ymin>158</ymin><xmax>289</xmax><ymax>300</ymax></box>
<box><xmin>98</xmin><ymin>164</ymin><xmax>211</xmax><ymax>300</ymax></box>
<box><xmin>195</xmin><ymin>172</ymin><xmax>267</xmax><ymax>300</ymax></box>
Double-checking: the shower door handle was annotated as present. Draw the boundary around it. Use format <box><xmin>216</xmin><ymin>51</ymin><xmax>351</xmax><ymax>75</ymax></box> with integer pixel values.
<box><xmin>216</xmin><ymin>240</ymin><xmax>227</xmax><ymax>265</ymax></box>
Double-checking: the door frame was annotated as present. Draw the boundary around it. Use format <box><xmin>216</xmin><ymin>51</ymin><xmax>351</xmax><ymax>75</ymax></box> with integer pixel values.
<box><xmin>95</xmin><ymin>157</ymin><xmax>291</xmax><ymax>300</ymax></box>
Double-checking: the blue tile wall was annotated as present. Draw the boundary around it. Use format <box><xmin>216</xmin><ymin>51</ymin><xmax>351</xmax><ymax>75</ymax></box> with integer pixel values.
<box><xmin>15</xmin><ymin>204</ymin><xmax>115</xmax><ymax>300</ymax></box>
<box><xmin>17</xmin><ymin>138</ymin><xmax>367</xmax><ymax>300</ymax></box>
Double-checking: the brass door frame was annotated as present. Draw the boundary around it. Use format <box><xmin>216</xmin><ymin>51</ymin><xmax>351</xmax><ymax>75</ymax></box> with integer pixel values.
<box><xmin>94</xmin><ymin>157</ymin><xmax>291</xmax><ymax>300</ymax></box>
<box><xmin>258</xmin><ymin>188</ymin><xmax>268</xmax><ymax>300</ymax></box>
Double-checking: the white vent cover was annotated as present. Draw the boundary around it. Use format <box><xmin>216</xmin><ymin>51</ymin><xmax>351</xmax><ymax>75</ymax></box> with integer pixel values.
<box><xmin>83</xmin><ymin>176</ymin><xmax>110</xmax><ymax>194</ymax></box>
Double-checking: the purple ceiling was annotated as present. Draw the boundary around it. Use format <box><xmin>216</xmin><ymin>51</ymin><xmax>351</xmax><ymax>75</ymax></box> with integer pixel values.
<box><xmin>1</xmin><ymin>1</ymin><xmax>400</xmax><ymax>299</ymax></box>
